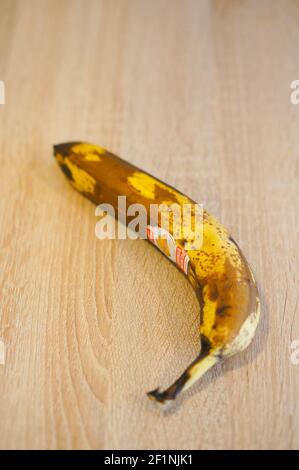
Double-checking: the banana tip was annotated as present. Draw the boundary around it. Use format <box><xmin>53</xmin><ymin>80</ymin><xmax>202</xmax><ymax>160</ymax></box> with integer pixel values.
<box><xmin>53</xmin><ymin>142</ymin><xmax>80</xmax><ymax>158</ymax></box>
<box><xmin>147</xmin><ymin>388</ymin><xmax>171</xmax><ymax>404</ymax></box>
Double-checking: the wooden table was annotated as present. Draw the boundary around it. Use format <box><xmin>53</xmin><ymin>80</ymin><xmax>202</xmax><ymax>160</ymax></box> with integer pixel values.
<box><xmin>0</xmin><ymin>0</ymin><xmax>298</xmax><ymax>450</ymax></box>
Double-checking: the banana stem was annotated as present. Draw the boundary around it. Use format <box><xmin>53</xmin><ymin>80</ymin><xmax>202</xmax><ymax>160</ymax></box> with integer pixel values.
<box><xmin>147</xmin><ymin>340</ymin><xmax>219</xmax><ymax>403</ymax></box>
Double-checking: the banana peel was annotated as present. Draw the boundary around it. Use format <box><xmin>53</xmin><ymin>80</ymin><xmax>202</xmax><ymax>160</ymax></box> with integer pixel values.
<box><xmin>54</xmin><ymin>142</ymin><xmax>260</xmax><ymax>403</ymax></box>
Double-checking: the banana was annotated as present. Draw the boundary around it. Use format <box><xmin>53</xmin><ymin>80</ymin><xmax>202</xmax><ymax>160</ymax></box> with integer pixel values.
<box><xmin>54</xmin><ymin>142</ymin><xmax>260</xmax><ymax>403</ymax></box>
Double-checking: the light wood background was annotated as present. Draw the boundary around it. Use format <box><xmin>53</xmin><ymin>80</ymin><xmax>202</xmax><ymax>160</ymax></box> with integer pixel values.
<box><xmin>0</xmin><ymin>0</ymin><xmax>298</xmax><ymax>450</ymax></box>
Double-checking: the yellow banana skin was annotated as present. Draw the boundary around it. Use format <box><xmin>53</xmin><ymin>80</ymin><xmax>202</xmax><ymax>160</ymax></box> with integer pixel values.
<box><xmin>54</xmin><ymin>142</ymin><xmax>260</xmax><ymax>403</ymax></box>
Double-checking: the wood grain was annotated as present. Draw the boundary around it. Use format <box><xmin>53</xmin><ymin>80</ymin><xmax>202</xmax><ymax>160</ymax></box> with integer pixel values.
<box><xmin>0</xmin><ymin>0</ymin><xmax>298</xmax><ymax>450</ymax></box>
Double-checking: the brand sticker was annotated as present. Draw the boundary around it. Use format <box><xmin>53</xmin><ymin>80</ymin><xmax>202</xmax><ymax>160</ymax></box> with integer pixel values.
<box><xmin>147</xmin><ymin>225</ymin><xmax>190</xmax><ymax>274</ymax></box>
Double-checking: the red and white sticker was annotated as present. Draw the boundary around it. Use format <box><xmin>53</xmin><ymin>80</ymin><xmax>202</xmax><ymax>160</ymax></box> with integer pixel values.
<box><xmin>146</xmin><ymin>225</ymin><xmax>190</xmax><ymax>274</ymax></box>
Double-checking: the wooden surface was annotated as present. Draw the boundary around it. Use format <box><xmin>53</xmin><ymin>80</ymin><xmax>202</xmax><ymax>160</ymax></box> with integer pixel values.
<box><xmin>0</xmin><ymin>0</ymin><xmax>298</xmax><ymax>450</ymax></box>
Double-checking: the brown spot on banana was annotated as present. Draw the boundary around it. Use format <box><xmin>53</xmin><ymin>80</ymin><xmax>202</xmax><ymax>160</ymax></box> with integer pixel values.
<box><xmin>54</xmin><ymin>142</ymin><xmax>260</xmax><ymax>404</ymax></box>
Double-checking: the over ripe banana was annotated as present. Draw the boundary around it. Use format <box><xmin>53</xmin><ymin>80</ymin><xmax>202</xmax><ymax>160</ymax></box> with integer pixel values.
<box><xmin>54</xmin><ymin>142</ymin><xmax>260</xmax><ymax>404</ymax></box>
